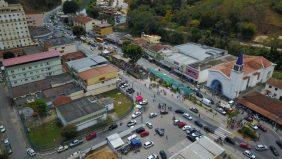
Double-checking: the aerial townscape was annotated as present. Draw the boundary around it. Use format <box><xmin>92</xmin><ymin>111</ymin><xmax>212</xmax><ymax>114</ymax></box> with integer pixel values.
<box><xmin>0</xmin><ymin>0</ymin><xmax>282</xmax><ymax>159</ymax></box>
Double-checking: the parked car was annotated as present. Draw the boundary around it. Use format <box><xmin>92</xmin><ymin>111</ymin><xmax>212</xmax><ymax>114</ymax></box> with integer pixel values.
<box><xmin>27</xmin><ymin>148</ymin><xmax>36</xmax><ymax>157</ymax></box>
<box><xmin>135</xmin><ymin>127</ymin><xmax>145</xmax><ymax>134</ymax></box>
<box><xmin>0</xmin><ymin>125</ymin><xmax>6</xmax><ymax>133</ymax></box>
<box><xmin>139</xmin><ymin>99</ymin><xmax>148</xmax><ymax>105</ymax></box>
<box><xmin>85</xmin><ymin>131</ymin><xmax>97</xmax><ymax>141</ymax></box>
<box><xmin>195</xmin><ymin>92</ymin><xmax>203</xmax><ymax>98</ymax></box>
<box><xmin>240</xmin><ymin>142</ymin><xmax>252</xmax><ymax>150</ymax></box>
<box><xmin>183</xmin><ymin>113</ymin><xmax>192</xmax><ymax>120</ymax></box>
<box><xmin>243</xmin><ymin>150</ymin><xmax>256</xmax><ymax>159</ymax></box>
<box><xmin>5</xmin><ymin>144</ymin><xmax>12</xmax><ymax>154</ymax></box>
<box><xmin>276</xmin><ymin>140</ymin><xmax>282</xmax><ymax>149</ymax></box>
<box><xmin>255</xmin><ymin>144</ymin><xmax>268</xmax><ymax>151</ymax></box>
<box><xmin>194</xmin><ymin>120</ymin><xmax>203</xmax><ymax>128</ymax></box>
<box><xmin>187</xmin><ymin>133</ymin><xmax>199</xmax><ymax>142</ymax></box>
<box><xmin>251</xmin><ymin>124</ymin><xmax>258</xmax><ymax>130</ymax></box>
<box><xmin>140</xmin><ymin>131</ymin><xmax>149</xmax><ymax>137</ymax></box>
<box><xmin>3</xmin><ymin>138</ymin><xmax>9</xmax><ymax>146</ymax></box>
<box><xmin>173</xmin><ymin>119</ymin><xmax>181</xmax><ymax>125</ymax></box>
<box><xmin>186</xmin><ymin>127</ymin><xmax>197</xmax><ymax>134</ymax></box>
<box><xmin>189</xmin><ymin>108</ymin><xmax>199</xmax><ymax>113</ymax></box>
<box><xmin>57</xmin><ymin>145</ymin><xmax>68</xmax><ymax>153</ymax></box>
<box><xmin>132</xmin><ymin>111</ymin><xmax>142</xmax><ymax>118</ymax></box>
<box><xmin>177</xmin><ymin>122</ymin><xmax>186</xmax><ymax>128</ymax></box>
<box><xmin>127</xmin><ymin>120</ymin><xmax>137</xmax><ymax>127</ymax></box>
<box><xmin>147</xmin><ymin>154</ymin><xmax>159</xmax><ymax>159</ymax></box>
<box><xmin>270</xmin><ymin>146</ymin><xmax>279</xmax><ymax>156</ymax></box>
<box><xmin>191</xmin><ymin>130</ymin><xmax>203</xmax><ymax>137</ymax></box>
<box><xmin>182</xmin><ymin>125</ymin><xmax>192</xmax><ymax>131</ymax></box>
<box><xmin>216</xmin><ymin>107</ymin><xmax>226</xmax><ymax>115</ymax></box>
<box><xmin>155</xmin><ymin>128</ymin><xmax>165</xmax><ymax>136</ymax></box>
<box><xmin>160</xmin><ymin>110</ymin><xmax>168</xmax><ymax>115</ymax></box>
<box><xmin>159</xmin><ymin>150</ymin><xmax>167</xmax><ymax>159</ymax></box>
<box><xmin>175</xmin><ymin>109</ymin><xmax>185</xmax><ymax>114</ymax></box>
<box><xmin>225</xmin><ymin>137</ymin><xmax>235</xmax><ymax>145</ymax></box>
<box><xmin>149</xmin><ymin>113</ymin><xmax>158</xmax><ymax>118</ymax></box>
<box><xmin>144</xmin><ymin>141</ymin><xmax>154</xmax><ymax>149</ymax></box>
<box><xmin>108</xmin><ymin>124</ymin><xmax>118</xmax><ymax>130</ymax></box>
<box><xmin>203</xmin><ymin>126</ymin><xmax>214</xmax><ymax>133</ymax></box>
<box><xmin>146</xmin><ymin>122</ymin><xmax>153</xmax><ymax>129</ymax></box>
<box><xmin>69</xmin><ymin>139</ymin><xmax>83</xmax><ymax>148</ymax></box>
<box><xmin>257</xmin><ymin>124</ymin><xmax>267</xmax><ymax>132</ymax></box>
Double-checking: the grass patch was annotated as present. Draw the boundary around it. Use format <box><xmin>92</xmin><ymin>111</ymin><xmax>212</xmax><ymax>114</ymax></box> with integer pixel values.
<box><xmin>28</xmin><ymin>120</ymin><xmax>62</xmax><ymax>150</ymax></box>
<box><xmin>272</xmin><ymin>71</ymin><xmax>282</xmax><ymax>80</ymax></box>
<box><xmin>98</xmin><ymin>90</ymin><xmax>133</xmax><ymax>117</ymax></box>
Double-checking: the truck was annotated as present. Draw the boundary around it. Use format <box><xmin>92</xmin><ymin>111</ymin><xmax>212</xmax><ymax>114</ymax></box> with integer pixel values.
<box><xmin>202</xmin><ymin>98</ymin><xmax>212</xmax><ymax>106</ymax></box>
<box><xmin>130</xmin><ymin>138</ymin><xmax>142</xmax><ymax>148</ymax></box>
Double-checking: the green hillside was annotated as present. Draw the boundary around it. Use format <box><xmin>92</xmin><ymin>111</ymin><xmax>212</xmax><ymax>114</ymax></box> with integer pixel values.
<box><xmin>6</xmin><ymin>0</ymin><xmax>61</xmax><ymax>13</ymax></box>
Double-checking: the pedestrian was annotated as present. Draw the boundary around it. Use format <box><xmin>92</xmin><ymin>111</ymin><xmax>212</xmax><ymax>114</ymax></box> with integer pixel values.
<box><xmin>166</xmin><ymin>135</ymin><xmax>168</xmax><ymax>140</ymax></box>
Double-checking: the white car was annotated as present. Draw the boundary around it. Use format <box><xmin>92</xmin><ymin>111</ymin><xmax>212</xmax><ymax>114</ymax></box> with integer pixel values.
<box><xmin>3</xmin><ymin>138</ymin><xmax>9</xmax><ymax>145</ymax></box>
<box><xmin>127</xmin><ymin>120</ymin><xmax>137</xmax><ymax>127</ymax></box>
<box><xmin>147</xmin><ymin>154</ymin><xmax>158</xmax><ymax>159</ymax></box>
<box><xmin>182</xmin><ymin>125</ymin><xmax>192</xmax><ymax>131</ymax></box>
<box><xmin>135</xmin><ymin>104</ymin><xmax>142</xmax><ymax>110</ymax></box>
<box><xmin>144</xmin><ymin>141</ymin><xmax>154</xmax><ymax>149</ymax></box>
<box><xmin>146</xmin><ymin>122</ymin><xmax>153</xmax><ymax>129</ymax></box>
<box><xmin>149</xmin><ymin>113</ymin><xmax>157</xmax><ymax>118</ymax></box>
<box><xmin>0</xmin><ymin>125</ymin><xmax>6</xmax><ymax>133</ymax></box>
<box><xmin>251</xmin><ymin>124</ymin><xmax>258</xmax><ymax>130</ymax></box>
<box><xmin>243</xmin><ymin>150</ymin><xmax>256</xmax><ymax>159</ymax></box>
<box><xmin>132</xmin><ymin>111</ymin><xmax>142</xmax><ymax>118</ymax></box>
<box><xmin>255</xmin><ymin>144</ymin><xmax>268</xmax><ymax>151</ymax></box>
<box><xmin>57</xmin><ymin>145</ymin><xmax>69</xmax><ymax>153</ymax></box>
<box><xmin>183</xmin><ymin>113</ymin><xmax>192</xmax><ymax>120</ymax></box>
<box><xmin>139</xmin><ymin>99</ymin><xmax>148</xmax><ymax>105</ymax></box>
<box><xmin>27</xmin><ymin>148</ymin><xmax>36</xmax><ymax>157</ymax></box>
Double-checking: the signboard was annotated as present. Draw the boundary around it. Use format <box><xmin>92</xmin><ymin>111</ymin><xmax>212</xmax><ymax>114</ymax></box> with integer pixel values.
<box><xmin>185</xmin><ymin>65</ymin><xmax>199</xmax><ymax>80</ymax></box>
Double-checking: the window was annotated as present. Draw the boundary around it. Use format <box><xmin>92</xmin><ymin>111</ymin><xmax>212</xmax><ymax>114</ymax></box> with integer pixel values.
<box><xmin>269</xmin><ymin>85</ymin><xmax>272</xmax><ymax>88</ymax></box>
<box><xmin>22</xmin><ymin>68</ymin><xmax>25</xmax><ymax>70</ymax></box>
<box><xmin>275</xmin><ymin>88</ymin><xmax>278</xmax><ymax>91</ymax></box>
<box><xmin>11</xmin><ymin>70</ymin><xmax>14</xmax><ymax>73</ymax></box>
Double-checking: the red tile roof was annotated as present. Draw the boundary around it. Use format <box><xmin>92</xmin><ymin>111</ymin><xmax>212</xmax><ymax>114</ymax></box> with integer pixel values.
<box><xmin>149</xmin><ymin>44</ymin><xmax>170</xmax><ymax>52</ymax></box>
<box><xmin>210</xmin><ymin>55</ymin><xmax>273</xmax><ymax>77</ymax></box>
<box><xmin>3</xmin><ymin>50</ymin><xmax>60</xmax><ymax>67</ymax></box>
<box><xmin>62</xmin><ymin>51</ymin><xmax>86</xmax><ymax>63</ymax></box>
<box><xmin>238</xmin><ymin>92</ymin><xmax>282</xmax><ymax>125</ymax></box>
<box><xmin>74</xmin><ymin>15</ymin><xmax>93</xmax><ymax>24</ymax></box>
<box><xmin>53</xmin><ymin>96</ymin><xmax>72</xmax><ymax>107</ymax></box>
<box><xmin>267</xmin><ymin>78</ymin><xmax>282</xmax><ymax>89</ymax></box>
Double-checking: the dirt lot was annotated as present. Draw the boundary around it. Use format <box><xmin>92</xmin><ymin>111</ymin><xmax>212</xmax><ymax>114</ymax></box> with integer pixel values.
<box><xmin>86</xmin><ymin>146</ymin><xmax>118</xmax><ymax>159</ymax></box>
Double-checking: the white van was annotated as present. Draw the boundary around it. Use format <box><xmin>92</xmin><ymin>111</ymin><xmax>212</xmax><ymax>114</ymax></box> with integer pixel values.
<box><xmin>202</xmin><ymin>98</ymin><xmax>211</xmax><ymax>106</ymax></box>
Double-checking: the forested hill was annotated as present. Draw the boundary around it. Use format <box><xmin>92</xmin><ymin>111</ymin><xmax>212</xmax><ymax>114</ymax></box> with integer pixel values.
<box><xmin>127</xmin><ymin>0</ymin><xmax>282</xmax><ymax>37</ymax></box>
<box><xmin>6</xmin><ymin>0</ymin><xmax>61</xmax><ymax>13</ymax></box>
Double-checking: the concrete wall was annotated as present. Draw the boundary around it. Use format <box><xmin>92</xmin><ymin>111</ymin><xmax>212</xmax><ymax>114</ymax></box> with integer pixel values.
<box><xmin>26</xmin><ymin>14</ymin><xmax>44</xmax><ymax>26</ymax></box>
<box><xmin>48</xmin><ymin>43</ymin><xmax>77</xmax><ymax>56</ymax></box>
<box><xmin>85</xmin><ymin>84</ymin><xmax>117</xmax><ymax>96</ymax></box>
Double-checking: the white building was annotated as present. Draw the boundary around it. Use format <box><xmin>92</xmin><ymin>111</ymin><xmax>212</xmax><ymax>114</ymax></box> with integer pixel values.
<box><xmin>265</xmin><ymin>78</ymin><xmax>282</xmax><ymax>101</ymax></box>
<box><xmin>207</xmin><ymin>53</ymin><xmax>275</xmax><ymax>99</ymax></box>
<box><xmin>3</xmin><ymin>50</ymin><xmax>63</xmax><ymax>87</ymax></box>
<box><xmin>0</xmin><ymin>0</ymin><xmax>33</xmax><ymax>50</ymax></box>
<box><xmin>159</xmin><ymin>43</ymin><xmax>228</xmax><ymax>83</ymax></box>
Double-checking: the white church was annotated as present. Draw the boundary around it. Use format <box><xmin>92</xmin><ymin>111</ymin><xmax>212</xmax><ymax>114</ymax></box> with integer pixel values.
<box><xmin>207</xmin><ymin>53</ymin><xmax>275</xmax><ymax>99</ymax></box>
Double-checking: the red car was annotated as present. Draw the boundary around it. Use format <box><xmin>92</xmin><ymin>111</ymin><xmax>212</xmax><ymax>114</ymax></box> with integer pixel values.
<box><xmin>177</xmin><ymin>122</ymin><xmax>186</xmax><ymax>128</ymax></box>
<box><xmin>140</xmin><ymin>131</ymin><xmax>149</xmax><ymax>137</ymax></box>
<box><xmin>258</xmin><ymin>124</ymin><xmax>267</xmax><ymax>132</ymax></box>
<box><xmin>240</xmin><ymin>142</ymin><xmax>251</xmax><ymax>150</ymax></box>
<box><xmin>85</xmin><ymin>132</ymin><xmax>97</xmax><ymax>141</ymax></box>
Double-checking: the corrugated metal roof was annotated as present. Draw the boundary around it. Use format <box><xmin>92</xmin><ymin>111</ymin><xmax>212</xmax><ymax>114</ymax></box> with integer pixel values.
<box><xmin>3</xmin><ymin>50</ymin><xmax>60</xmax><ymax>67</ymax></box>
<box><xmin>66</xmin><ymin>55</ymin><xmax>108</xmax><ymax>72</ymax></box>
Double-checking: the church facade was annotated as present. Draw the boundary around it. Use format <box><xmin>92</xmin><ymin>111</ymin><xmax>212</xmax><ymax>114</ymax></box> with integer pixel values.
<box><xmin>207</xmin><ymin>53</ymin><xmax>275</xmax><ymax>99</ymax></box>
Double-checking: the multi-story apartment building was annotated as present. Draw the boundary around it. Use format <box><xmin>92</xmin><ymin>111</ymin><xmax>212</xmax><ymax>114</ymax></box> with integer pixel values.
<box><xmin>3</xmin><ymin>50</ymin><xmax>63</xmax><ymax>87</ymax></box>
<box><xmin>0</xmin><ymin>0</ymin><xmax>33</xmax><ymax>50</ymax></box>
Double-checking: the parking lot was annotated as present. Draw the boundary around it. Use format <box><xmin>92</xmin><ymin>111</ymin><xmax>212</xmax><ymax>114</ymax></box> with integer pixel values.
<box><xmin>118</xmin><ymin>94</ymin><xmax>211</xmax><ymax>159</ymax></box>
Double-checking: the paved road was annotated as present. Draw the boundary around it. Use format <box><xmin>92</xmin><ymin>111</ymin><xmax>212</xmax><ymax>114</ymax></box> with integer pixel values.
<box><xmin>0</xmin><ymin>85</ymin><xmax>30</xmax><ymax>159</ymax></box>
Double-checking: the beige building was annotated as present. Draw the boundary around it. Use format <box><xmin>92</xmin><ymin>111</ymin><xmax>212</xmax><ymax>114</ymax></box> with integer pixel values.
<box><xmin>0</xmin><ymin>0</ymin><xmax>33</xmax><ymax>50</ymax></box>
<box><xmin>26</xmin><ymin>13</ymin><xmax>44</xmax><ymax>26</ymax></box>
<box><xmin>73</xmin><ymin>15</ymin><xmax>95</xmax><ymax>33</ymax></box>
<box><xmin>44</xmin><ymin>37</ymin><xmax>77</xmax><ymax>56</ymax></box>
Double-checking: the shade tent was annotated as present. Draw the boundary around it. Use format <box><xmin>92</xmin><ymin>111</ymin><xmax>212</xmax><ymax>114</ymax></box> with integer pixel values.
<box><xmin>136</xmin><ymin>96</ymin><xmax>143</xmax><ymax>102</ymax></box>
<box><xmin>148</xmin><ymin>68</ymin><xmax>194</xmax><ymax>95</ymax></box>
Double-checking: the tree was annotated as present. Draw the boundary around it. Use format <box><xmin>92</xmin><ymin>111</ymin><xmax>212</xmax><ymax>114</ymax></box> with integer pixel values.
<box><xmin>272</xmin><ymin>0</ymin><xmax>282</xmax><ymax>14</ymax></box>
<box><xmin>35</xmin><ymin>99</ymin><xmax>48</xmax><ymax>116</ymax></box>
<box><xmin>0</xmin><ymin>149</ymin><xmax>9</xmax><ymax>159</ymax></box>
<box><xmin>239</xmin><ymin>22</ymin><xmax>257</xmax><ymax>40</ymax></box>
<box><xmin>61</xmin><ymin>124</ymin><xmax>77</xmax><ymax>139</ymax></box>
<box><xmin>62</xmin><ymin>0</ymin><xmax>79</xmax><ymax>14</ymax></box>
<box><xmin>122</xmin><ymin>42</ymin><xmax>143</xmax><ymax>63</ymax></box>
<box><xmin>86</xmin><ymin>6</ymin><xmax>99</xmax><ymax>19</ymax></box>
<box><xmin>72</xmin><ymin>26</ymin><xmax>86</xmax><ymax>37</ymax></box>
<box><xmin>3</xmin><ymin>51</ymin><xmax>15</xmax><ymax>59</ymax></box>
